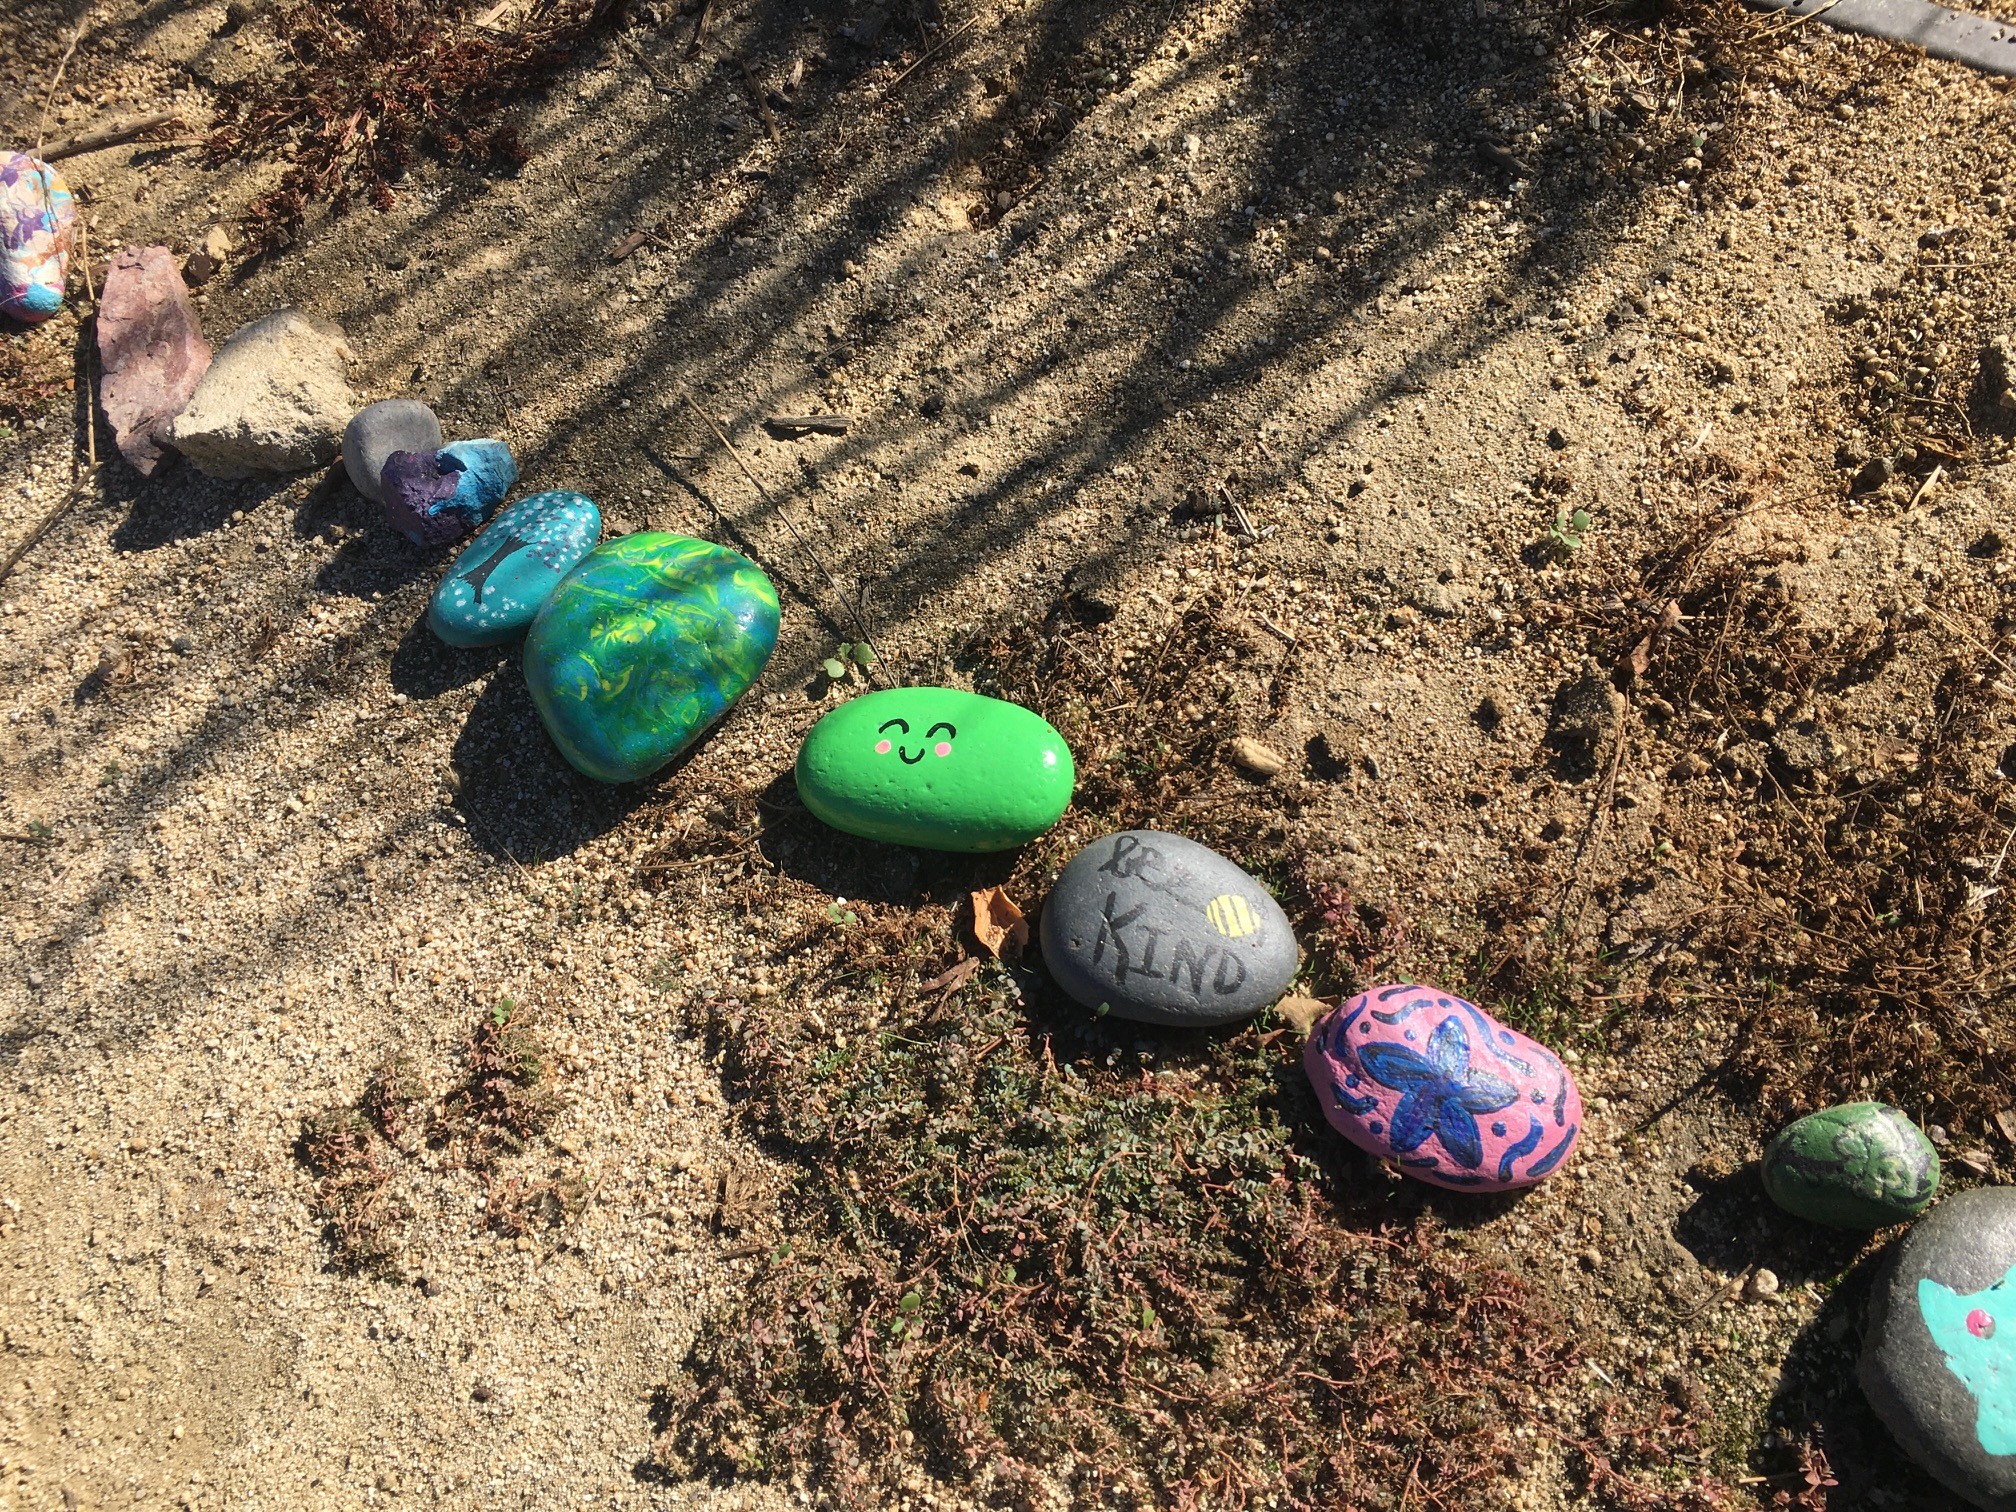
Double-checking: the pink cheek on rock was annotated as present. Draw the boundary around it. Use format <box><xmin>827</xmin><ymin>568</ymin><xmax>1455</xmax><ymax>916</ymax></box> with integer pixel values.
<box><xmin>1969</xmin><ymin>1309</ymin><xmax>1996</xmax><ymax>1339</ymax></box>
<box><xmin>934</xmin><ymin>742</ymin><xmax>953</xmax><ymax>758</ymax></box>
<box><xmin>874</xmin><ymin>740</ymin><xmax>892</xmax><ymax>755</ymax></box>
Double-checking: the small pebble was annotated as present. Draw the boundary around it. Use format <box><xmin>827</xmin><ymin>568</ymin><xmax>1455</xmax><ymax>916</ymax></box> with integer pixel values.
<box><xmin>1227</xmin><ymin>736</ymin><xmax>1285</xmax><ymax>778</ymax></box>
<box><xmin>1745</xmin><ymin>1268</ymin><xmax>1780</xmax><ymax>1301</ymax></box>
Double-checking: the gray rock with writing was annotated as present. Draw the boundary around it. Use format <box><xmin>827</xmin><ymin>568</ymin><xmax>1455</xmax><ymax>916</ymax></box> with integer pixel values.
<box><xmin>1040</xmin><ymin>829</ymin><xmax>1298</xmax><ymax>1027</ymax></box>
<box><xmin>1861</xmin><ymin>1188</ymin><xmax>2016</xmax><ymax>1511</ymax></box>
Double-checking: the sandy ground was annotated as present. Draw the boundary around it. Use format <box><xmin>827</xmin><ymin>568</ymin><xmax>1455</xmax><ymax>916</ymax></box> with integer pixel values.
<box><xmin>1</xmin><ymin>0</ymin><xmax>2014</xmax><ymax>1506</ymax></box>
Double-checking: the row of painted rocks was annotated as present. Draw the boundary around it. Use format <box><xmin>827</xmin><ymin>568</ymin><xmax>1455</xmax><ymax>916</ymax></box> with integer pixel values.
<box><xmin>792</xmin><ymin>705</ymin><xmax>1584</xmax><ymax>1193</ymax></box>
<box><xmin>1755</xmin><ymin>1103</ymin><xmax>2006</xmax><ymax>1506</ymax></box>
<box><xmin>794</xmin><ymin>690</ymin><xmax>2013</xmax><ymax>1495</ymax></box>
<box><xmin>423</xmin><ymin>503</ymin><xmax>782</xmax><ymax>785</ymax></box>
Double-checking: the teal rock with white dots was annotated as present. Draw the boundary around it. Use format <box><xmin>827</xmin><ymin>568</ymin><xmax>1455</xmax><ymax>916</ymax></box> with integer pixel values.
<box><xmin>428</xmin><ymin>491</ymin><xmax>602</xmax><ymax>648</ymax></box>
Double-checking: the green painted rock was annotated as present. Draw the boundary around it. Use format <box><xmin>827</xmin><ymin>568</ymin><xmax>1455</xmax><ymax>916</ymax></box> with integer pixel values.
<box><xmin>1762</xmin><ymin>1101</ymin><xmax>1939</xmax><ymax>1228</ymax></box>
<box><xmin>795</xmin><ymin>687</ymin><xmax>1073</xmax><ymax>851</ymax></box>
<box><xmin>523</xmin><ymin>532</ymin><xmax>779</xmax><ymax>784</ymax></box>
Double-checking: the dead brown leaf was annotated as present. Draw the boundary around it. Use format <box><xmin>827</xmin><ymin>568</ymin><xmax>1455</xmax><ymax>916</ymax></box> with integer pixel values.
<box><xmin>970</xmin><ymin>887</ymin><xmax>1029</xmax><ymax>958</ymax></box>
<box><xmin>920</xmin><ymin>957</ymin><xmax>982</xmax><ymax>995</ymax></box>
<box><xmin>1274</xmin><ymin>995</ymin><xmax>1332</xmax><ymax>1035</ymax></box>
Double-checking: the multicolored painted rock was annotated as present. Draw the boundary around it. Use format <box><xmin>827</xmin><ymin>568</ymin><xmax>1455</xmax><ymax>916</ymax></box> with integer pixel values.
<box><xmin>1</xmin><ymin>154</ymin><xmax>76</xmax><ymax>323</ymax></box>
<box><xmin>795</xmin><ymin>688</ymin><xmax>1074</xmax><ymax>852</ymax></box>
<box><xmin>523</xmin><ymin>532</ymin><xmax>779</xmax><ymax>783</ymax></box>
<box><xmin>429</xmin><ymin>490</ymin><xmax>602</xmax><ymax>648</ymax></box>
<box><xmin>1763</xmin><ymin>1102</ymin><xmax>1940</xmax><ymax>1229</ymax></box>
<box><xmin>382</xmin><ymin>439</ymin><xmax>518</xmax><ymax>545</ymax></box>
<box><xmin>1862</xmin><ymin>1188</ymin><xmax>2016</xmax><ymax>1510</ymax></box>
<box><xmin>1040</xmin><ymin>830</ymin><xmax>1295</xmax><ymax>1024</ymax></box>
<box><xmin>1305</xmin><ymin>984</ymin><xmax>1582</xmax><ymax>1191</ymax></box>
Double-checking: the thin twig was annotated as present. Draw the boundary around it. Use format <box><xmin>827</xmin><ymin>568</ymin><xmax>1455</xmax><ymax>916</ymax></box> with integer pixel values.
<box><xmin>1684</xmin><ymin>1264</ymin><xmax>1756</xmax><ymax>1320</ymax></box>
<box><xmin>0</xmin><ymin>490</ymin><xmax>89</xmax><ymax>591</ymax></box>
<box><xmin>739</xmin><ymin>56</ymin><xmax>782</xmax><ymax>143</ymax></box>
<box><xmin>619</xmin><ymin>33</ymin><xmax>678</xmax><ymax>92</ymax></box>
<box><xmin>42</xmin><ymin>111</ymin><xmax>182</xmax><ymax>162</ymax></box>
<box><xmin>686</xmin><ymin>0</ymin><xmax>717</xmax><ymax>58</ymax></box>
<box><xmin>36</xmin><ymin>25</ymin><xmax>86</xmax><ymax>160</ymax></box>
<box><xmin>1217</xmin><ymin>481</ymin><xmax>1258</xmax><ymax>541</ymax></box>
<box><xmin>884</xmin><ymin>14</ymin><xmax>981</xmax><ymax>93</ymax></box>
<box><xmin>1552</xmin><ymin>702</ymin><xmax>1633</xmax><ymax>931</ymax></box>
<box><xmin>679</xmin><ymin>393</ymin><xmax>886</xmax><ymax>681</ymax></box>
<box><xmin>79</xmin><ymin>213</ymin><xmax>98</xmax><ymax>478</ymax></box>
<box><xmin>1</xmin><ymin>215</ymin><xmax>99</xmax><ymax>591</ymax></box>
<box><xmin>1757</xmin><ymin>0</ymin><xmax>1844</xmax><ymax>38</ymax></box>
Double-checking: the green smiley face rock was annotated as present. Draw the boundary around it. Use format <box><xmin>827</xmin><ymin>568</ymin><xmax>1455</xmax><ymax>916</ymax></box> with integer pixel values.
<box><xmin>794</xmin><ymin>687</ymin><xmax>1074</xmax><ymax>852</ymax></box>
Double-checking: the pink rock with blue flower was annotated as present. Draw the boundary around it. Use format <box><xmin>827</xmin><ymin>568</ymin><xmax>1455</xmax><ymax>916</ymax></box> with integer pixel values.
<box><xmin>1304</xmin><ymin>984</ymin><xmax>1583</xmax><ymax>1192</ymax></box>
<box><xmin>1</xmin><ymin>153</ymin><xmax>78</xmax><ymax>323</ymax></box>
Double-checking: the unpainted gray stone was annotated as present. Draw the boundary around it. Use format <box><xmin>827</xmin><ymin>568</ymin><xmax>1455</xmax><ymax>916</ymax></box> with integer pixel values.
<box><xmin>343</xmin><ymin>399</ymin><xmax>443</xmax><ymax>503</ymax></box>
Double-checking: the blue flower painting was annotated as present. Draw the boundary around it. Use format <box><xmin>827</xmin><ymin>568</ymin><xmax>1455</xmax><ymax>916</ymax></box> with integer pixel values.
<box><xmin>1356</xmin><ymin>1016</ymin><xmax>1518</xmax><ymax>1169</ymax></box>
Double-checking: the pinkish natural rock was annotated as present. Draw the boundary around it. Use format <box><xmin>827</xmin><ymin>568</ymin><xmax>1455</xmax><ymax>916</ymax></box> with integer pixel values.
<box><xmin>96</xmin><ymin>246</ymin><xmax>211</xmax><ymax>476</ymax></box>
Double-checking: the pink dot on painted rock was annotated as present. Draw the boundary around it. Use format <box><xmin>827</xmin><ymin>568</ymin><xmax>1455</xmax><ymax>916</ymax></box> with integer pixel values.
<box><xmin>874</xmin><ymin>740</ymin><xmax>892</xmax><ymax>754</ymax></box>
<box><xmin>1969</xmin><ymin>1308</ymin><xmax>1996</xmax><ymax>1339</ymax></box>
<box><xmin>934</xmin><ymin>741</ymin><xmax>952</xmax><ymax>757</ymax></box>
<box><xmin>1301</xmin><ymin>983</ymin><xmax>1583</xmax><ymax>1193</ymax></box>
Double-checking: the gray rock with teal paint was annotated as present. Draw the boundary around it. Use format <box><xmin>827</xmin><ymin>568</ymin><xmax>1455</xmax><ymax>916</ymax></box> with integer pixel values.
<box><xmin>1039</xmin><ymin>830</ymin><xmax>1297</xmax><ymax>1027</ymax></box>
<box><xmin>1762</xmin><ymin>1102</ymin><xmax>1939</xmax><ymax>1228</ymax></box>
<box><xmin>1861</xmin><ymin>1187</ymin><xmax>2016</xmax><ymax>1510</ymax></box>
<box><xmin>523</xmin><ymin>532</ymin><xmax>779</xmax><ymax>783</ymax></box>
<box><xmin>428</xmin><ymin>490</ymin><xmax>601</xmax><ymax>648</ymax></box>
<box><xmin>343</xmin><ymin>399</ymin><xmax>441</xmax><ymax>504</ymax></box>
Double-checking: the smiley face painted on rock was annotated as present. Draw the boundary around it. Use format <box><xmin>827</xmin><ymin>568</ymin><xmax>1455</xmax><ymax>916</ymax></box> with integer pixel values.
<box><xmin>796</xmin><ymin>687</ymin><xmax>1074</xmax><ymax>852</ymax></box>
<box><xmin>873</xmin><ymin>717</ymin><xmax>958</xmax><ymax>764</ymax></box>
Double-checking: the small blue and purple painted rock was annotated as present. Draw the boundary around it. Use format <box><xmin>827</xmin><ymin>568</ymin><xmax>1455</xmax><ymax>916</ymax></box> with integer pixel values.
<box><xmin>1304</xmin><ymin>984</ymin><xmax>1582</xmax><ymax>1192</ymax></box>
<box><xmin>382</xmin><ymin>439</ymin><xmax>519</xmax><ymax>546</ymax></box>
<box><xmin>428</xmin><ymin>490</ymin><xmax>602</xmax><ymax>648</ymax></box>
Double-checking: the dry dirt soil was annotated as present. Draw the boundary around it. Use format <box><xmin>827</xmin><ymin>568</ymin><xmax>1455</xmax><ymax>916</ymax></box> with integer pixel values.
<box><xmin>2</xmin><ymin>0</ymin><xmax>2015</xmax><ymax>1508</ymax></box>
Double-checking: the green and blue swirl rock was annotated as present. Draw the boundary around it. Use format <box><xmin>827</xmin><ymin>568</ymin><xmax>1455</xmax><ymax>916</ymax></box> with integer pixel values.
<box><xmin>523</xmin><ymin>532</ymin><xmax>779</xmax><ymax>783</ymax></box>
